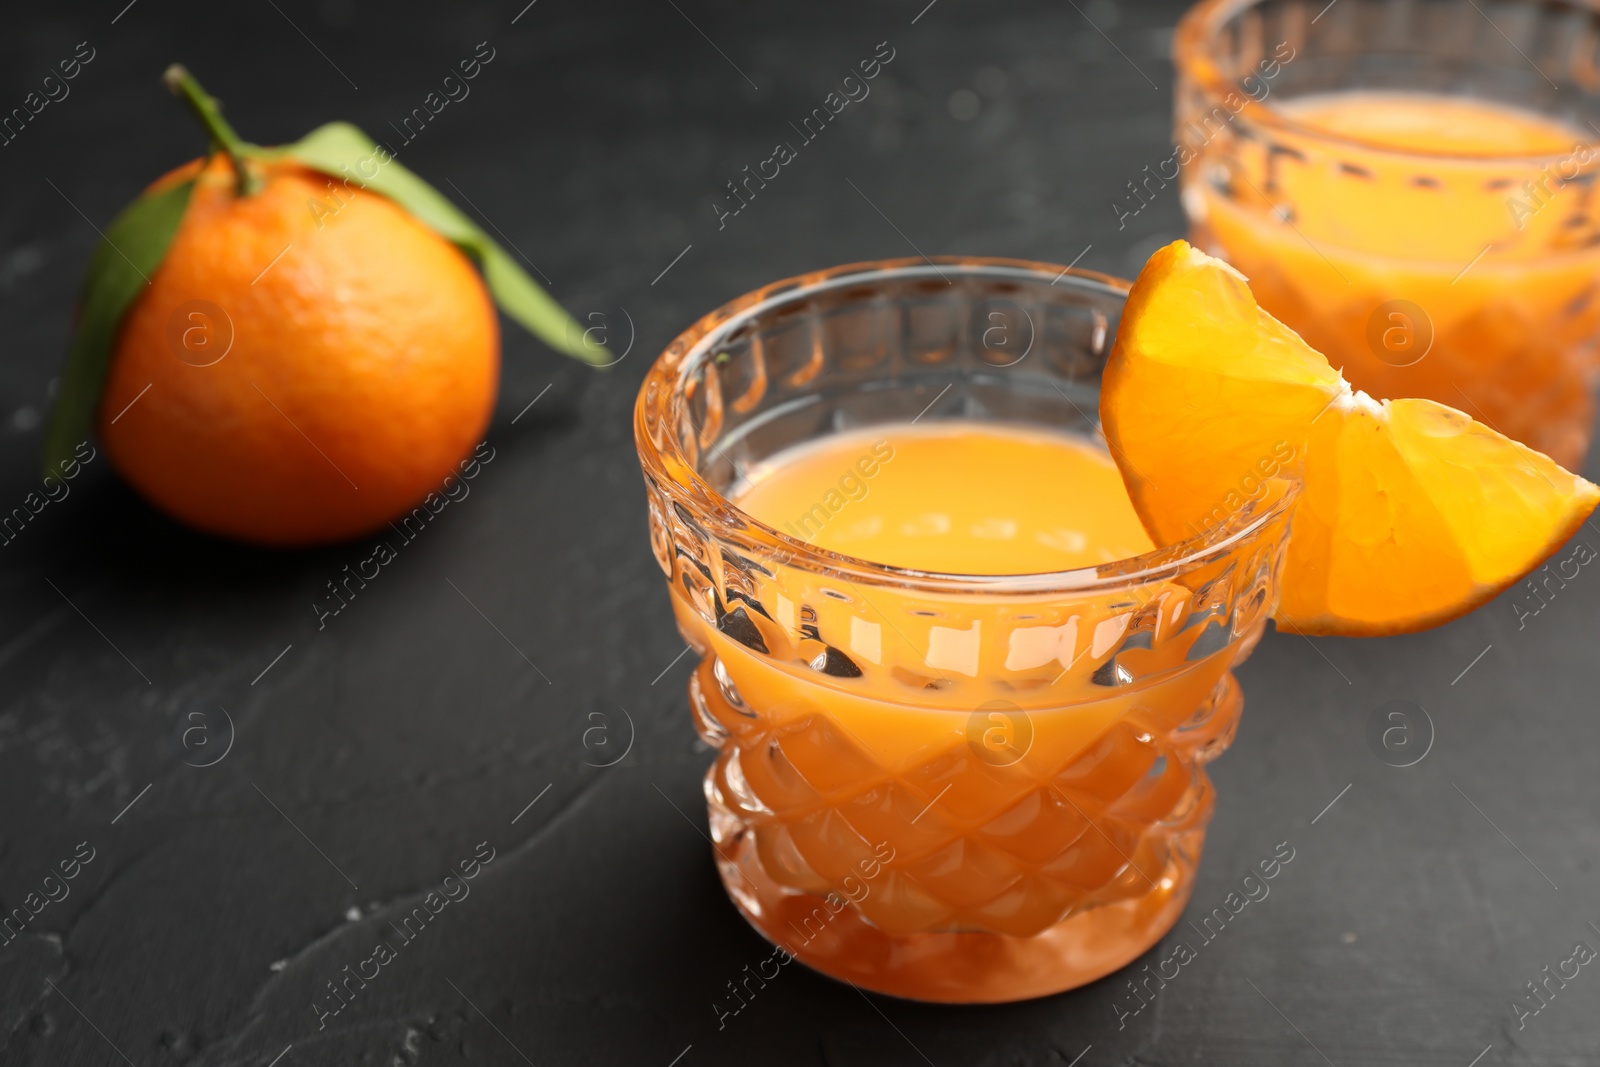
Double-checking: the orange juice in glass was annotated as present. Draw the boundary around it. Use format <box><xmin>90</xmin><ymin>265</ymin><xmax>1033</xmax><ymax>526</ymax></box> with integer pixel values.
<box><xmin>1174</xmin><ymin>0</ymin><xmax>1600</xmax><ymax>469</ymax></box>
<box><xmin>634</xmin><ymin>259</ymin><xmax>1298</xmax><ymax>1002</ymax></box>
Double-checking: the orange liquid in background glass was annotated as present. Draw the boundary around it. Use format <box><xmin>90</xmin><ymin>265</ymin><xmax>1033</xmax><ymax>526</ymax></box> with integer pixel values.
<box><xmin>1188</xmin><ymin>92</ymin><xmax>1600</xmax><ymax>468</ymax></box>
<box><xmin>678</xmin><ymin>423</ymin><xmax>1253</xmax><ymax>1002</ymax></box>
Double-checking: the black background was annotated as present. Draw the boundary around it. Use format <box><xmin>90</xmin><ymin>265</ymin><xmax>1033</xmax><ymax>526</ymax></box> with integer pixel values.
<box><xmin>2</xmin><ymin>1</ymin><xmax>1598</xmax><ymax>1064</ymax></box>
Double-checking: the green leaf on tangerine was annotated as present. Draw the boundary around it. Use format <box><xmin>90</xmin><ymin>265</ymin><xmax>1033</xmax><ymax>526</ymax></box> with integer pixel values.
<box><xmin>40</xmin><ymin>178</ymin><xmax>196</xmax><ymax>478</ymax></box>
<box><xmin>278</xmin><ymin>122</ymin><xmax>606</xmax><ymax>367</ymax></box>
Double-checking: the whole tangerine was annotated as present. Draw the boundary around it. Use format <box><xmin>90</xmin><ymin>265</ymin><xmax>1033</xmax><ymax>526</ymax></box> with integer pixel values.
<box><xmin>98</xmin><ymin>152</ymin><xmax>498</xmax><ymax>547</ymax></box>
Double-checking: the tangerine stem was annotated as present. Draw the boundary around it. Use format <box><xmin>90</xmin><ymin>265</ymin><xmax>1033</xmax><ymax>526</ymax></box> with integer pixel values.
<box><xmin>162</xmin><ymin>64</ymin><xmax>263</xmax><ymax>196</ymax></box>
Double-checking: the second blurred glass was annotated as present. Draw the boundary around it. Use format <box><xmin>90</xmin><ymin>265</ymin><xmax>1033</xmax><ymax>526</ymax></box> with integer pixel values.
<box><xmin>1173</xmin><ymin>0</ymin><xmax>1600</xmax><ymax>469</ymax></box>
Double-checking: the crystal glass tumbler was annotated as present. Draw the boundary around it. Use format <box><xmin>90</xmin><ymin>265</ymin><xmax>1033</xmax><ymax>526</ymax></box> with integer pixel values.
<box><xmin>634</xmin><ymin>258</ymin><xmax>1299</xmax><ymax>1002</ymax></box>
<box><xmin>1174</xmin><ymin>0</ymin><xmax>1600</xmax><ymax>468</ymax></box>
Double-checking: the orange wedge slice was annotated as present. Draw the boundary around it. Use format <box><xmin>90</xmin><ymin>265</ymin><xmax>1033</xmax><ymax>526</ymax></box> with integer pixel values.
<box><xmin>1102</xmin><ymin>240</ymin><xmax>1600</xmax><ymax>636</ymax></box>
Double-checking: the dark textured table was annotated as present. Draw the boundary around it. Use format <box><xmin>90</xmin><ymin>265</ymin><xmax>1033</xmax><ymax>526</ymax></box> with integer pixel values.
<box><xmin>3</xmin><ymin>2</ymin><xmax>1598</xmax><ymax>1064</ymax></box>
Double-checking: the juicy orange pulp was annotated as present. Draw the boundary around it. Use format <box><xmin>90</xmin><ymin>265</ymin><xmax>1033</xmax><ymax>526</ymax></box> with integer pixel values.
<box><xmin>1103</xmin><ymin>240</ymin><xmax>1600</xmax><ymax>636</ymax></box>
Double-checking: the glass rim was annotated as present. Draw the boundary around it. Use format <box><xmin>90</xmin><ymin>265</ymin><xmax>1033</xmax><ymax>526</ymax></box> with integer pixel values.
<box><xmin>634</xmin><ymin>255</ymin><xmax>1302</xmax><ymax>596</ymax></box>
<box><xmin>1174</xmin><ymin>0</ymin><xmax>1600</xmax><ymax>166</ymax></box>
